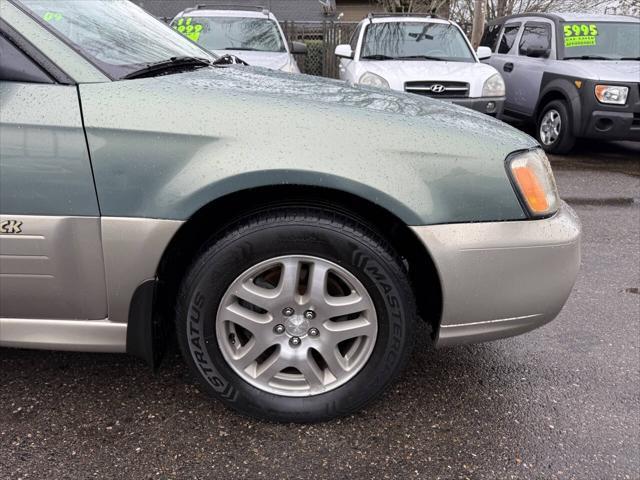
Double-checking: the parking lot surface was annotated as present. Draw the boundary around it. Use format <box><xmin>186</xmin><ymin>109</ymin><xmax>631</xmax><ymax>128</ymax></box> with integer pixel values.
<box><xmin>1</xmin><ymin>141</ymin><xmax>638</xmax><ymax>480</ymax></box>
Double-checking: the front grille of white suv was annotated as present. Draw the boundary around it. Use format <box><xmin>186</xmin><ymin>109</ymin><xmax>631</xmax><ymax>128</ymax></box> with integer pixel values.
<box><xmin>404</xmin><ymin>81</ymin><xmax>470</xmax><ymax>98</ymax></box>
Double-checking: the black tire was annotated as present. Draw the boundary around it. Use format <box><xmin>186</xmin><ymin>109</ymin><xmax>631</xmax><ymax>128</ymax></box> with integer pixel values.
<box><xmin>536</xmin><ymin>99</ymin><xmax>576</xmax><ymax>155</ymax></box>
<box><xmin>175</xmin><ymin>207</ymin><xmax>417</xmax><ymax>423</ymax></box>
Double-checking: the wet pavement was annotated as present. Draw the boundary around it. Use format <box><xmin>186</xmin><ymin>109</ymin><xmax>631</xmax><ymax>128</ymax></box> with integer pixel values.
<box><xmin>1</xmin><ymin>140</ymin><xmax>639</xmax><ymax>480</ymax></box>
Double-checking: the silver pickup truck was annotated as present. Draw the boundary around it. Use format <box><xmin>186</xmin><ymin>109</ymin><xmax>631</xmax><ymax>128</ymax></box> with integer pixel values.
<box><xmin>481</xmin><ymin>13</ymin><xmax>640</xmax><ymax>153</ymax></box>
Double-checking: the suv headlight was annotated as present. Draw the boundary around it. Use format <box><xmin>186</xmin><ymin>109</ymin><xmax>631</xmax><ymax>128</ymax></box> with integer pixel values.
<box><xmin>595</xmin><ymin>85</ymin><xmax>628</xmax><ymax>105</ymax></box>
<box><xmin>507</xmin><ymin>149</ymin><xmax>560</xmax><ymax>218</ymax></box>
<box><xmin>358</xmin><ymin>72</ymin><xmax>389</xmax><ymax>89</ymax></box>
<box><xmin>482</xmin><ymin>73</ymin><xmax>505</xmax><ymax>97</ymax></box>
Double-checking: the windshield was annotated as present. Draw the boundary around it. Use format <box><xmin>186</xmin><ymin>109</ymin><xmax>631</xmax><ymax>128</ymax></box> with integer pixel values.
<box><xmin>17</xmin><ymin>0</ymin><xmax>213</xmax><ymax>78</ymax></box>
<box><xmin>171</xmin><ymin>16</ymin><xmax>286</xmax><ymax>53</ymax></box>
<box><xmin>360</xmin><ymin>22</ymin><xmax>475</xmax><ymax>62</ymax></box>
<box><xmin>561</xmin><ymin>21</ymin><xmax>640</xmax><ymax>60</ymax></box>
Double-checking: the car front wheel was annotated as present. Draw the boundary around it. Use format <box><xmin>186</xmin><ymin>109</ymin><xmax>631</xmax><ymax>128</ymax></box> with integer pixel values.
<box><xmin>175</xmin><ymin>207</ymin><xmax>417</xmax><ymax>422</ymax></box>
<box><xmin>536</xmin><ymin>100</ymin><xmax>576</xmax><ymax>154</ymax></box>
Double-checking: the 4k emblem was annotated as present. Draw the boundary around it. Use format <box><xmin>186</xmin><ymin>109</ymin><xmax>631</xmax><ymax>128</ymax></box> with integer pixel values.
<box><xmin>0</xmin><ymin>220</ymin><xmax>23</xmax><ymax>234</ymax></box>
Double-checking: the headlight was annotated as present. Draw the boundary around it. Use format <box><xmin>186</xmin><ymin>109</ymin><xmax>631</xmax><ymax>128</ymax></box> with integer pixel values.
<box><xmin>358</xmin><ymin>72</ymin><xmax>389</xmax><ymax>89</ymax></box>
<box><xmin>595</xmin><ymin>85</ymin><xmax>628</xmax><ymax>105</ymax></box>
<box><xmin>482</xmin><ymin>73</ymin><xmax>505</xmax><ymax>97</ymax></box>
<box><xmin>507</xmin><ymin>149</ymin><xmax>559</xmax><ymax>218</ymax></box>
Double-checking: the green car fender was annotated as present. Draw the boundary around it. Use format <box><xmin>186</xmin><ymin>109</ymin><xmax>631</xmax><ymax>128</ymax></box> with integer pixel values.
<box><xmin>79</xmin><ymin>67</ymin><xmax>533</xmax><ymax>226</ymax></box>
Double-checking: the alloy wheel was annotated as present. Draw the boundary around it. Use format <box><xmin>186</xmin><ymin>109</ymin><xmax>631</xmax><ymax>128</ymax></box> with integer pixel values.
<box><xmin>216</xmin><ymin>255</ymin><xmax>378</xmax><ymax>396</ymax></box>
<box><xmin>540</xmin><ymin>109</ymin><xmax>562</xmax><ymax>145</ymax></box>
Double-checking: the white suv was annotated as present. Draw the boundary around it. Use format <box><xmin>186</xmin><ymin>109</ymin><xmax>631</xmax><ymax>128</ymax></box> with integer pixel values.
<box><xmin>171</xmin><ymin>5</ymin><xmax>306</xmax><ymax>73</ymax></box>
<box><xmin>335</xmin><ymin>14</ymin><xmax>506</xmax><ymax>116</ymax></box>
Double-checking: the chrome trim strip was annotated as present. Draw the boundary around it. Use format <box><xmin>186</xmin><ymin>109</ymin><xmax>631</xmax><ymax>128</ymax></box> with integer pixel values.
<box><xmin>101</xmin><ymin>217</ymin><xmax>183</xmax><ymax>324</ymax></box>
<box><xmin>442</xmin><ymin>314</ymin><xmax>542</xmax><ymax>329</ymax></box>
<box><xmin>435</xmin><ymin>313</ymin><xmax>550</xmax><ymax>347</ymax></box>
<box><xmin>0</xmin><ymin>318</ymin><xmax>126</xmax><ymax>352</ymax></box>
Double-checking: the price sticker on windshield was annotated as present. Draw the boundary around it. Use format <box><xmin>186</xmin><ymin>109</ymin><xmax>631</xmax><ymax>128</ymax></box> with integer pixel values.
<box><xmin>564</xmin><ymin>24</ymin><xmax>598</xmax><ymax>47</ymax></box>
<box><xmin>173</xmin><ymin>17</ymin><xmax>204</xmax><ymax>42</ymax></box>
<box><xmin>42</xmin><ymin>11</ymin><xmax>63</xmax><ymax>22</ymax></box>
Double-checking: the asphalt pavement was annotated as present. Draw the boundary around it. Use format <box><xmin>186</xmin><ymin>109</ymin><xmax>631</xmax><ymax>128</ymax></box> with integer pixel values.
<box><xmin>1</xmin><ymin>140</ymin><xmax>639</xmax><ymax>480</ymax></box>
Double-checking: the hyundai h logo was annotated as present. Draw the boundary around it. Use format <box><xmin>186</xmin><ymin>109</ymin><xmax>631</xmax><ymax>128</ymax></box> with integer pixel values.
<box><xmin>431</xmin><ymin>84</ymin><xmax>446</xmax><ymax>93</ymax></box>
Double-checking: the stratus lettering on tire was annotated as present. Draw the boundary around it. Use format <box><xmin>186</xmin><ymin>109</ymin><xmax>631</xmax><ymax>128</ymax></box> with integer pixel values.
<box><xmin>187</xmin><ymin>290</ymin><xmax>238</xmax><ymax>401</ymax></box>
<box><xmin>176</xmin><ymin>206</ymin><xmax>417</xmax><ymax>422</ymax></box>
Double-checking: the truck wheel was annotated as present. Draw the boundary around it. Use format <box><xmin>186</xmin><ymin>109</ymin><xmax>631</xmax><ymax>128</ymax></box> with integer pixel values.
<box><xmin>536</xmin><ymin>100</ymin><xmax>576</xmax><ymax>154</ymax></box>
<box><xmin>175</xmin><ymin>207</ymin><xmax>417</xmax><ymax>422</ymax></box>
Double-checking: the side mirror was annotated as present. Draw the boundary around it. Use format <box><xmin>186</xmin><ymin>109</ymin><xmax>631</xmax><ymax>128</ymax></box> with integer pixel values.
<box><xmin>525</xmin><ymin>46</ymin><xmax>550</xmax><ymax>58</ymax></box>
<box><xmin>476</xmin><ymin>46</ymin><xmax>492</xmax><ymax>60</ymax></box>
<box><xmin>335</xmin><ymin>44</ymin><xmax>354</xmax><ymax>59</ymax></box>
<box><xmin>291</xmin><ymin>41</ymin><xmax>307</xmax><ymax>55</ymax></box>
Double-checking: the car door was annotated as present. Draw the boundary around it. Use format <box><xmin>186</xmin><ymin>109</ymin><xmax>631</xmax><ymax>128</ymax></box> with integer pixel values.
<box><xmin>506</xmin><ymin>20</ymin><xmax>555</xmax><ymax>116</ymax></box>
<box><xmin>489</xmin><ymin>22</ymin><xmax>522</xmax><ymax>113</ymax></box>
<box><xmin>0</xmin><ymin>28</ymin><xmax>107</xmax><ymax>321</ymax></box>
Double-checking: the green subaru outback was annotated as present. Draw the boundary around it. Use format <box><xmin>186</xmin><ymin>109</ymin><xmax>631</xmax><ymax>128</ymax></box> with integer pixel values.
<box><xmin>0</xmin><ymin>0</ymin><xmax>581</xmax><ymax>422</ymax></box>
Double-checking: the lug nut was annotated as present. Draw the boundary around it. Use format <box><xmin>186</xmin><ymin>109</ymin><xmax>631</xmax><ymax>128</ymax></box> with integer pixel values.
<box><xmin>304</xmin><ymin>310</ymin><xmax>316</xmax><ymax>320</ymax></box>
<box><xmin>273</xmin><ymin>324</ymin><xmax>285</xmax><ymax>334</ymax></box>
<box><xmin>308</xmin><ymin>327</ymin><xmax>319</xmax><ymax>337</ymax></box>
<box><xmin>282</xmin><ymin>307</ymin><xmax>295</xmax><ymax>316</ymax></box>
<box><xmin>289</xmin><ymin>336</ymin><xmax>301</xmax><ymax>347</ymax></box>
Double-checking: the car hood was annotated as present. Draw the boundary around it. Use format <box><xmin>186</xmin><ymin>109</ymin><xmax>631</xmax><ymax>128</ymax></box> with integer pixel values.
<box><xmin>168</xmin><ymin>65</ymin><xmax>526</xmax><ymax>146</ymax></box>
<box><xmin>559</xmin><ymin>60</ymin><xmax>640</xmax><ymax>82</ymax></box>
<box><xmin>212</xmin><ymin>50</ymin><xmax>291</xmax><ymax>71</ymax></box>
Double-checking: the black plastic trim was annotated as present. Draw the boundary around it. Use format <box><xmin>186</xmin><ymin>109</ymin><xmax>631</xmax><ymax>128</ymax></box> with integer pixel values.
<box><xmin>126</xmin><ymin>279</ymin><xmax>162</xmax><ymax>368</ymax></box>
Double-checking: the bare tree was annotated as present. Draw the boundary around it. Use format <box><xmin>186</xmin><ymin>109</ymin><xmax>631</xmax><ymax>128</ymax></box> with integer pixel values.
<box><xmin>607</xmin><ymin>0</ymin><xmax>640</xmax><ymax>16</ymax></box>
<box><xmin>373</xmin><ymin>0</ymin><xmax>450</xmax><ymax>15</ymax></box>
<box><xmin>470</xmin><ymin>0</ymin><xmax>484</xmax><ymax>47</ymax></box>
<box><xmin>450</xmin><ymin>0</ymin><xmax>620</xmax><ymax>36</ymax></box>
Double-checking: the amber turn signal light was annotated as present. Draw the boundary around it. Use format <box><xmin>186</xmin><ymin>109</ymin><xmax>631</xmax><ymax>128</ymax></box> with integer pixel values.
<box><xmin>508</xmin><ymin>149</ymin><xmax>559</xmax><ymax>217</ymax></box>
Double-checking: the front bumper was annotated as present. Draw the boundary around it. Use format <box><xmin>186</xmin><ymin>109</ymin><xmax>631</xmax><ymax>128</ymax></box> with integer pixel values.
<box><xmin>451</xmin><ymin>96</ymin><xmax>505</xmax><ymax>117</ymax></box>
<box><xmin>577</xmin><ymin>80</ymin><xmax>640</xmax><ymax>141</ymax></box>
<box><xmin>582</xmin><ymin>110</ymin><xmax>640</xmax><ymax>141</ymax></box>
<box><xmin>411</xmin><ymin>202</ymin><xmax>581</xmax><ymax>347</ymax></box>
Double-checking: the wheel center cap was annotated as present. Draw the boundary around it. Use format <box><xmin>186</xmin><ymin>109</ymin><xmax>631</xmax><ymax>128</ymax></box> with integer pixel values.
<box><xmin>284</xmin><ymin>315</ymin><xmax>309</xmax><ymax>337</ymax></box>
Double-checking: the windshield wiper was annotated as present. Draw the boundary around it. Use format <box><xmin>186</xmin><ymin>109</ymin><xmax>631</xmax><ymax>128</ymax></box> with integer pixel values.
<box><xmin>563</xmin><ymin>55</ymin><xmax>609</xmax><ymax>60</ymax></box>
<box><xmin>361</xmin><ymin>54</ymin><xmax>397</xmax><ymax>60</ymax></box>
<box><xmin>620</xmin><ymin>56</ymin><xmax>640</xmax><ymax>60</ymax></box>
<box><xmin>224</xmin><ymin>47</ymin><xmax>258</xmax><ymax>51</ymax></box>
<box><xmin>123</xmin><ymin>56</ymin><xmax>212</xmax><ymax>79</ymax></box>
<box><xmin>395</xmin><ymin>55</ymin><xmax>446</xmax><ymax>61</ymax></box>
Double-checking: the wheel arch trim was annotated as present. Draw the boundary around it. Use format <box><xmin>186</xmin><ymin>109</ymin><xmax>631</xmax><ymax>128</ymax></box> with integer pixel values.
<box><xmin>536</xmin><ymin>76</ymin><xmax>582</xmax><ymax>136</ymax></box>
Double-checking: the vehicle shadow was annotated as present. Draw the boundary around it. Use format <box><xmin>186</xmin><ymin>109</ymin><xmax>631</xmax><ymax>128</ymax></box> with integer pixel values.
<box><xmin>0</xmin><ymin>328</ymin><xmax>548</xmax><ymax>424</ymax></box>
<box><xmin>0</xmin><ymin>327</ymin><xmax>585</xmax><ymax>477</ymax></box>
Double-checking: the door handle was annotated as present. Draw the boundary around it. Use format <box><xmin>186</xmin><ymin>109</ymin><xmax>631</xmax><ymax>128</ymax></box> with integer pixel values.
<box><xmin>504</xmin><ymin>62</ymin><xmax>514</xmax><ymax>72</ymax></box>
